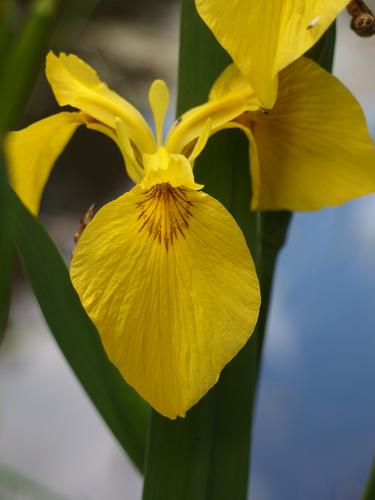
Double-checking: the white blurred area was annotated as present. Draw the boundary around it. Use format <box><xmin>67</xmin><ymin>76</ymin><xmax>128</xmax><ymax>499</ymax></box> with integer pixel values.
<box><xmin>1</xmin><ymin>289</ymin><xmax>142</xmax><ymax>500</ymax></box>
<box><xmin>1</xmin><ymin>5</ymin><xmax>375</xmax><ymax>500</ymax></box>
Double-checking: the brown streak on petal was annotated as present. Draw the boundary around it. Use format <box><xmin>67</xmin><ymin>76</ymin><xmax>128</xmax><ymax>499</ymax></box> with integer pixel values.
<box><xmin>137</xmin><ymin>184</ymin><xmax>193</xmax><ymax>250</ymax></box>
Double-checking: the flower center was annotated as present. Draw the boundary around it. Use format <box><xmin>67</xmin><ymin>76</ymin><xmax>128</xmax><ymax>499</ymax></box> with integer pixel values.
<box><xmin>141</xmin><ymin>147</ymin><xmax>203</xmax><ymax>191</ymax></box>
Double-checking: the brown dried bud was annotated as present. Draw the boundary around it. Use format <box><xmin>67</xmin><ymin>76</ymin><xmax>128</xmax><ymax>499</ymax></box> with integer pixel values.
<box><xmin>347</xmin><ymin>0</ymin><xmax>375</xmax><ymax>37</ymax></box>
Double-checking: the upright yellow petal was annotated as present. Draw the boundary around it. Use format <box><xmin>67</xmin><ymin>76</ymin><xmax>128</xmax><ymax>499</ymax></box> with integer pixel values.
<box><xmin>195</xmin><ymin>0</ymin><xmax>347</xmax><ymax>108</ymax></box>
<box><xmin>250</xmin><ymin>57</ymin><xmax>375</xmax><ymax>210</ymax></box>
<box><xmin>71</xmin><ymin>185</ymin><xmax>260</xmax><ymax>419</ymax></box>
<box><xmin>148</xmin><ymin>80</ymin><xmax>170</xmax><ymax>146</ymax></box>
<box><xmin>5</xmin><ymin>112</ymin><xmax>84</xmax><ymax>214</ymax></box>
<box><xmin>46</xmin><ymin>51</ymin><xmax>156</xmax><ymax>153</ymax></box>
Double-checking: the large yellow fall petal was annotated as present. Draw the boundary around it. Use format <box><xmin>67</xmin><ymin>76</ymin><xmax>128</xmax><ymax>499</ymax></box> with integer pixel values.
<box><xmin>5</xmin><ymin>112</ymin><xmax>84</xmax><ymax>215</ymax></box>
<box><xmin>46</xmin><ymin>51</ymin><xmax>156</xmax><ymax>153</ymax></box>
<box><xmin>70</xmin><ymin>184</ymin><xmax>260</xmax><ymax>419</ymax></box>
<box><xmin>195</xmin><ymin>0</ymin><xmax>347</xmax><ymax>108</ymax></box>
<box><xmin>251</xmin><ymin>57</ymin><xmax>375</xmax><ymax>210</ymax></box>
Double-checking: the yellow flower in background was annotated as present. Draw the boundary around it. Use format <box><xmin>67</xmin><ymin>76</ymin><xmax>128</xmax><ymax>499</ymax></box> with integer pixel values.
<box><xmin>195</xmin><ymin>0</ymin><xmax>348</xmax><ymax>108</ymax></box>
<box><xmin>5</xmin><ymin>52</ymin><xmax>261</xmax><ymax>419</ymax></box>
<box><xmin>208</xmin><ymin>56</ymin><xmax>375</xmax><ymax>211</ymax></box>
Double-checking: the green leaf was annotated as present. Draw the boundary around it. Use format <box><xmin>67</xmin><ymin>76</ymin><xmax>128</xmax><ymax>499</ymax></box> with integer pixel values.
<box><xmin>0</xmin><ymin>0</ymin><xmax>59</xmax><ymax>133</ymax></box>
<box><xmin>11</xmin><ymin>188</ymin><xmax>149</xmax><ymax>472</ymax></box>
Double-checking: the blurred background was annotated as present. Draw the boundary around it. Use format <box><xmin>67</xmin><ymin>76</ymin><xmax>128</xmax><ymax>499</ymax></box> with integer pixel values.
<box><xmin>1</xmin><ymin>1</ymin><xmax>375</xmax><ymax>499</ymax></box>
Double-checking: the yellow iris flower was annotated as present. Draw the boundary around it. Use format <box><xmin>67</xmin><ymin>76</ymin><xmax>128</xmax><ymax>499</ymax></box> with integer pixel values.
<box><xmin>195</xmin><ymin>0</ymin><xmax>348</xmax><ymax>108</ymax></box>
<box><xmin>5</xmin><ymin>52</ymin><xmax>261</xmax><ymax>419</ymax></box>
<box><xmin>5</xmin><ymin>50</ymin><xmax>375</xmax><ymax>417</ymax></box>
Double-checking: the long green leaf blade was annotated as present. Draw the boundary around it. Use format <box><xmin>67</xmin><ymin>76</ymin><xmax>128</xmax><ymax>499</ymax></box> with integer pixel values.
<box><xmin>0</xmin><ymin>0</ymin><xmax>60</xmax><ymax>132</ymax></box>
<box><xmin>11</xmin><ymin>188</ymin><xmax>149</xmax><ymax>471</ymax></box>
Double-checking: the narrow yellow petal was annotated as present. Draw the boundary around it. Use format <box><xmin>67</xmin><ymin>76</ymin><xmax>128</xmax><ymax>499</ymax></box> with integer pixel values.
<box><xmin>148</xmin><ymin>80</ymin><xmax>169</xmax><ymax>146</ymax></box>
<box><xmin>251</xmin><ymin>57</ymin><xmax>375</xmax><ymax>210</ymax></box>
<box><xmin>165</xmin><ymin>77</ymin><xmax>259</xmax><ymax>154</ymax></box>
<box><xmin>195</xmin><ymin>0</ymin><xmax>347</xmax><ymax>108</ymax></box>
<box><xmin>71</xmin><ymin>185</ymin><xmax>260</xmax><ymax>419</ymax></box>
<box><xmin>114</xmin><ymin>117</ymin><xmax>144</xmax><ymax>184</ymax></box>
<box><xmin>188</xmin><ymin>118</ymin><xmax>211</xmax><ymax>162</ymax></box>
<box><xmin>45</xmin><ymin>51</ymin><xmax>156</xmax><ymax>153</ymax></box>
<box><xmin>5</xmin><ymin>112</ymin><xmax>84</xmax><ymax>214</ymax></box>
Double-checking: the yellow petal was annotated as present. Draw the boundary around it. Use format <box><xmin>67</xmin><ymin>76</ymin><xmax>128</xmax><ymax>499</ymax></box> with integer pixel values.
<box><xmin>4</xmin><ymin>112</ymin><xmax>84</xmax><ymax>214</ymax></box>
<box><xmin>209</xmin><ymin>63</ymin><xmax>255</xmax><ymax>102</ymax></box>
<box><xmin>114</xmin><ymin>117</ymin><xmax>144</xmax><ymax>184</ymax></box>
<box><xmin>148</xmin><ymin>79</ymin><xmax>169</xmax><ymax>146</ymax></box>
<box><xmin>165</xmin><ymin>76</ymin><xmax>259</xmax><ymax>154</ymax></box>
<box><xmin>188</xmin><ymin>118</ymin><xmax>211</xmax><ymax>162</ymax></box>
<box><xmin>46</xmin><ymin>51</ymin><xmax>156</xmax><ymax>153</ymax></box>
<box><xmin>250</xmin><ymin>57</ymin><xmax>375</xmax><ymax>210</ymax></box>
<box><xmin>195</xmin><ymin>0</ymin><xmax>347</xmax><ymax>108</ymax></box>
<box><xmin>141</xmin><ymin>147</ymin><xmax>204</xmax><ymax>191</ymax></box>
<box><xmin>70</xmin><ymin>184</ymin><xmax>260</xmax><ymax>419</ymax></box>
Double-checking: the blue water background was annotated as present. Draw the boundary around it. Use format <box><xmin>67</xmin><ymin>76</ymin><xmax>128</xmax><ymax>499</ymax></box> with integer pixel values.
<box><xmin>251</xmin><ymin>196</ymin><xmax>375</xmax><ymax>499</ymax></box>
